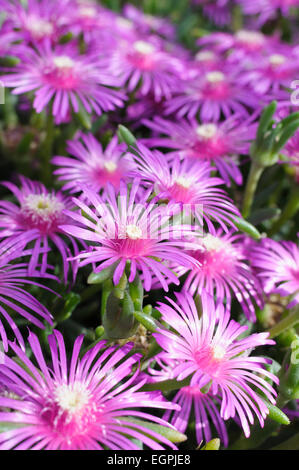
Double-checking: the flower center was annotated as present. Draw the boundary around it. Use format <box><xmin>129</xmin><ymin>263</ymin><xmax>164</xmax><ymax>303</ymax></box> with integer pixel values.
<box><xmin>175</xmin><ymin>176</ymin><xmax>192</xmax><ymax>189</ymax></box>
<box><xmin>194</xmin><ymin>344</ymin><xmax>226</xmax><ymax>375</ymax></box>
<box><xmin>236</xmin><ymin>30</ymin><xmax>264</xmax><ymax>44</ymax></box>
<box><xmin>103</xmin><ymin>161</ymin><xmax>117</xmax><ymax>173</ymax></box>
<box><xmin>269</xmin><ymin>54</ymin><xmax>286</xmax><ymax>66</ymax></box>
<box><xmin>54</xmin><ymin>383</ymin><xmax>90</xmax><ymax>415</ymax></box>
<box><xmin>53</xmin><ymin>56</ymin><xmax>75</xmax><ymax>70</ymax></box>
<box><xmin>133</xmin><ymin>40</ymin><xmax>156</xmax><ymax>55</ymax></box>
<box><xmin>200</xmin><ymin>234</ymin><xmax>225</xmax><ymax>252</ymax></box>
<box><xmin>28</xmin><ymin>17</ymin><xmax>54</xmax><ymax>37</ymax></box>
<box><xmin>196</xmin><ymin>123</ymin><xmax>218</xmax><ymax>140</ymax></box>
<box><xmin>195</xmin><ymin>51</ymin><xmax>215</xmax><ymax>62</ymax></box>
<box><xmin>126</xmin><ymin>224</ymin><xmax>143</xmax><ymax>240</ymax></box>
<box><xmin>205</xmin><ymin>71</ymin><xmax>225</xmax><ymax>83</ymax></box>
<box><xmin>79</xmin><ymin>6</ymin><xmax>97</xmax><ymax>17</ymax></box>
<box><xmin>21</xmin><ymin>193</ymin><xmax>65</xmax><ymax>234</ymax></box>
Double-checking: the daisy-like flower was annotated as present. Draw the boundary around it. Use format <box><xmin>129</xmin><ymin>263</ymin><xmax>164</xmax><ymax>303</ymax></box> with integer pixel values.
<box><xmin>281</xmin><ymin>129</ymin><xmax>299</xmax><ymax>182</ymax></box>
<box><xmin>0</xmin><ymin>240</ymin><xmax>53</xmax><ymax>352</ymax></box>
<box><xmin>239</xmin><ymin>47</ymin><xmax>299</xmax><ymax>96</ymax></box>
<box><xmin>128</xmin><ymin>143</ymin><xmax>240</xmax><ymax>232</ymax></box>
<box><xmin>147</xmin><ymin>354</ymin><xmax>228</xmax><ymax>446</ymax></box>
<box><xmin>154</xmin><ymin>291</ymin><xmax>279</xmax><ymax>437</ymax></box>
<box><xmin>1</xmin><ymin>42</ymin><xmax>126</xmax><ymax>124</ymax></box>
<box><xmin>0</xmin><ymin>330</ymin><xmax>180</xmax><ymax>450</ymax></box>
<box><xmin>173</xmin><ymin>229</ymin><xmax>264</xmax><ymax>321</ymax></box>
<box><xmin>52</xmin><ymin>133</ymin><xmax>133</xmax><ymax>195</ymax></box>
<box><xmin>60</xmin><ymin>179</ymin><xmax>200</xmax><ymax>291</ymax></box>
<box><xmin>143</xmin><ymin>115</ymin><xmax>257</xmax><ymax>186</ymax></box>
<box><xmin>1</xmin><ymin>0</ymin><xmax>71</xmax><ymax>44</ymax></box>
<box><xmin>250</xmin><ymin>238</ymin><xmax>299</xmax><ymax>308</ymax></box>
<box><xmin>237</xmin><ymin>0</ymin><xmax>299</xmax><ymax>25</ymax></box>
<box><xmin>165</xmin><ymin>68</ymin><xmax>260</xmax><ymax>121</ymax></box>
<box><xmin>109</xmin><ymin>36</ymin><xmax>184</xmax><ymax>101</ymax></box>
<box><xmin>193</xmin><ymin>0</ymin><xmax>232</xmax><ymax>26</ymax></box>
<box><xmin>0</xmin><ymin>176</ymin><xmax>82</xmax><ymax>282</ymax></box>
<box><xmin>123</xmin><ymin>4</ymin><xmax>176</xmax><ymax>39</ymax></box>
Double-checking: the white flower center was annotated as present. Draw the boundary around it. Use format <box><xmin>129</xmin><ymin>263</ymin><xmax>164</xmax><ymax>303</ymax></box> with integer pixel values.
<box><xmin>176</xmin><ymin>176</ymin><xmax>192</xmax><ymax>189</ymax></box>
<box><xmin>29</xmin><ymin>17</ymin><xmax>54</xmax><ymax>36</ymax></box>
<box><xmin>269</xmin><ymin>54</ymin><xmax>286</xmax><ymax>66</ymax></box>
<box><xmin>195</xmin><ymin>51</ymin><xmax>215</xmax><ymax>62</ymax></box>
<box><xmin>54</xmin><ymin>382</ymin><xmax>90</xmax><ymax>415</ymax></box>
<box><xmin>236</xmin><ymin>30</ymin><xmax>264</xmax><ymax>44</ymax></box>
<box><xmin>126</xmin><ymin>224</ymin><xmax>143</xmax><ymax>239</ymax></box>
<box><xmin>133</xmin><ymin>40</ymin><xmax>156</xmax><ymax>55</ymax></box>
<box><xmin>22</xmin><ymin>194</ymin><xmax>64</xmax><ymax>221</ymax></box>
<box><xmin>212</xmin><ymin>344</ymin><xmax>226</xmax><ymax>360</ymax></box>
<box><xmin>104</xmin><ymin>161</ymin><xmax>117</xmax><ymax>173</ymax></box>
<box><xmin>53</xmin><ymin>56</ymin><xmax>75</xmax><ymax>69</ymax></box>
<box><xmin>196</xmin><ymin>123</ymin><xmax>218</xmax><ymax>140</ymax></box>
<box><xmin>79</xmin><ymin>6</ymin><xmax>97</xmax><ymax>17</ymax></box>
<box><xmin>116</xmin><ymin>17</ymin><xmax>133</xmax><ymax>29</ymax></box>
<box><xmin>200</xmin><ymin>234</ymin><xmax>224</xmax><ymax>252</ymax></box>
<box><xmin>205</xmin><ymin>71</ymin><xmax>225</xmax><ymax>83</ymax></box>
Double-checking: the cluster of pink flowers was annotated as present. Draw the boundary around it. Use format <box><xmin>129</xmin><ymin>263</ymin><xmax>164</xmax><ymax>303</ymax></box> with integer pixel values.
<box><xmin>0</xmin><ymin>0</ymin><xmax>298</xmax><ymax>452</ymax></box>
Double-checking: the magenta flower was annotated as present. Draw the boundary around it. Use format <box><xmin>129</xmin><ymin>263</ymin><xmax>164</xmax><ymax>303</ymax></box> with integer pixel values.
<box><xmin>250</xmin><ymin>238</ymin><xmax>299</xmax><ymax>308</ymax></box>
<box><xmin>61</xmin><ymin>179</ymin><xmax>200</xmax><ymax>291</ymax></box>
<box><xmin>123</xmin><ymin>4</ymin><xmax>176</xmax><ymax>39</ymax></box>
<box><xmin>0</xmin><ymin>176</ymin><xmax>82</xmax><ymax>282</ymax></box>
<box><xmin>147</xmin><ymin>354</ymin><xmax>228</xmax><ymax>446</ymax></box>
<box><xmin>1</xmin><ymin>0</ymin><xmax>71</xmax><ymax>44</ymax></box>
<box><xmin>0</xmin><ymin>240</ymin><xmax>53</xmax><ymax>351</ymax></box>
<box><xmin>52</xmin><ymin>133</ymin><xmax>133</xmax><ymax>194</ymax></box>
<box><xmin>129</xmin><ymin>144</ymin><xmax>240</xmax><ymax>232</ymax></box>
<box><xmin>1</xmin><ymin>42</ymin><xmax>126</xmax><ymax>124</ymax></box>
<box><xmin>173</xmin><ymin>229</ymin><xmax>264</xmax><ymax>321</ymax></box>
<box><xmin>237</xmin><ymin>0</ymin><xmax>299</xmax><ymax>25</ymax></box>
<box><xmin>239</xmin><ymin>47</ymin><xmax>299</xmax><ymax>96</ymax></box>
<box><xmin>154</xmin><ymin>291</ymin><xmax>278</xmax><ymax>437</ymax></box>
<box><xmin>0</xmin><ymin>330</ymin><xmax>179</xmax><ymax>450</ymax></box>
<box><xmin>193</xmin><ymin>0</ymin><xmax>231</xmax><ymax>26</ymax></box>
<box><xmin>165</xmin><ymin>68</ymin><xmax>260</xmax><ymax>121</ymax></box>
<box><xmin>143</xmin><ymin>115</ymin><xmax>257</xmax><ymax>186</ymax></box>
<box><xmin>109</xmin><ymin>36</ymin><xmax>184</xmax><ymax>101</ymax></box>
<box><xmin>281</xmin><ymin>129</ymin><xmax>299</xmax><ymax>182</ymax></box>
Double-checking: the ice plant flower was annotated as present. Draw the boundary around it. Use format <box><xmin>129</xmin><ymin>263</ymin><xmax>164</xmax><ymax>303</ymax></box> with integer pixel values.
<box><xmin>1</xmin><ymin>42</ymin><xmax>126</xmax><ymax>124</ymax></box>
<box><xmin>281</xmin><ymin>129</ymin><xmax>299</xmax><ymax>182</ymax></box>
<box><xmin>165</xmin><ymin>68</ymin><xmax>260</xmax><ymax>121</ymax></box>
<box><xmin>0</xmin><ymin>176</ymin><xmax>82</xmax><ymax>282</ymax></box>
<box><xmin>61</xmin><ymin>179</ymin><xmax>200</xmax><ymax>291</ymax></box>
<box><xmin>128</xmin><ymin>144</ymin><xmax>240</xmax><ymax>232</ymax></box>
<box><xmin>147</xmin><ymin>354</ymin><xmax>228</xmax><ymax>446</ymax></box>
<box><xmin>143</xmin><ymin>115</ymin><xmax>257</xmax><ymax>186</ymax></box>
<box><xmin>193</xmin><ymin>0</ymin><xmax>232</xmax><ymax>26</ymax></box>
<box><xmin>154</xmin><ymin>291</ymin><xmax>279</xmax><ymax>437</ymax></box>
<box><xmin>109</xmin><ymin>36</ymin><xmax>184</xmax><ymax>101</ymax></box>
<box><xmin>52</xmin><ymin>133</ymin><xmax>133</xmax><ymax>194</ymax></box>
<box><xmin>0</xmin><ymin>330</ymin><xmax>180</xmax><ymax>450</ymax></box>
<box><xmin>250</xmin><ymin>238</ymin><xmax>299</xmax><ymax>308</ymax></box>
<box><xmin>237</xmin><ymin>0</ymin><xmax>299</xmax><ymax>25</ymax></box>
<box><xmin>0</xmin><ymin>240</ymin><xmax>53</xmax><ymax>352</ymax></box>
<box><xmin>123</xmin><ymin>4</ymin><xmax>176</xmax><ymax>39</ymax></box>
<box><xmin>0</xmin><ymin>0</ymin><xmax>71</xmax><ymax>44</ymax></box>
<box><xmin>173</xmin><ymin>229</ymin><xmax>264</xmax><ymax>321</ymax></box>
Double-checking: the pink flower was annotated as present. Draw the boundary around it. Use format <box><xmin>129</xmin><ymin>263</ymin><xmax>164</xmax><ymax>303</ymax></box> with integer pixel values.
<box><xmin>0</xmin><ymin>176</ymin><xmax>83</xmax><ymax>282</ymax></box>
<box><xmin>143</xmin><ymin>115</ymin><xmax>257</xmax><ymax>186</ymax></box>
<box><xmin>173</xmin><ymin>229</ymin><xmax>264</xmax><ymax>321</ymax></box>
<box><xmin>61</xmin><ymin>180</ymin><xmax>200</xmax><ymax>291</ymax></box>
<box><xmin>0</xmin><ymin>331</ymin><xmax>179</xmax><ymax>450</ymax></box>
<box><xmin>52</xmin><ymin>133</ymin><xmax>133</xmax><ymax>194</ymax></box>
<box><xmin>129</xmin><ymin>143</ymin><xmax>240</xmax><ymax>232</ymax></box>
<box><xmin>250</xmin><ymin>238</ymin><xmax>299</xmax><ymax>308</ymax></box>
<box><xmin>154</xmin><ymin>291</ymin><xmax>278</xmax><ymax>437</ymax></box>
<box><xmin>1</xmin><ymin>42</ymin><xmax>126</xmax><ymax>124</ymax></box>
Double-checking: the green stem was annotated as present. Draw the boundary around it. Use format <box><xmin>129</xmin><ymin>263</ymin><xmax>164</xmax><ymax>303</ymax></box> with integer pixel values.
<box><xmin>242</xmin><ymin>161</ymin><xmax>265</xmax><ymax>219</ymax></box>
<box><xmin>140</xmin><ymin>375</ymin><xmax>191</xmax><ymax>393</ymax></box>
<box><xmin>41</xmin><ymin>110</ymin><xmax>54</xmax><ymax>186</ymax></box>
<box><xmin>268</xmin><ymin>308</ymin><xmax>299</xmax><ymax>339</ymax></box>
<box><xmin>269</xmin><ymin>184</ymin><xmax>299</xmax><ymax>236</ymax></box>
